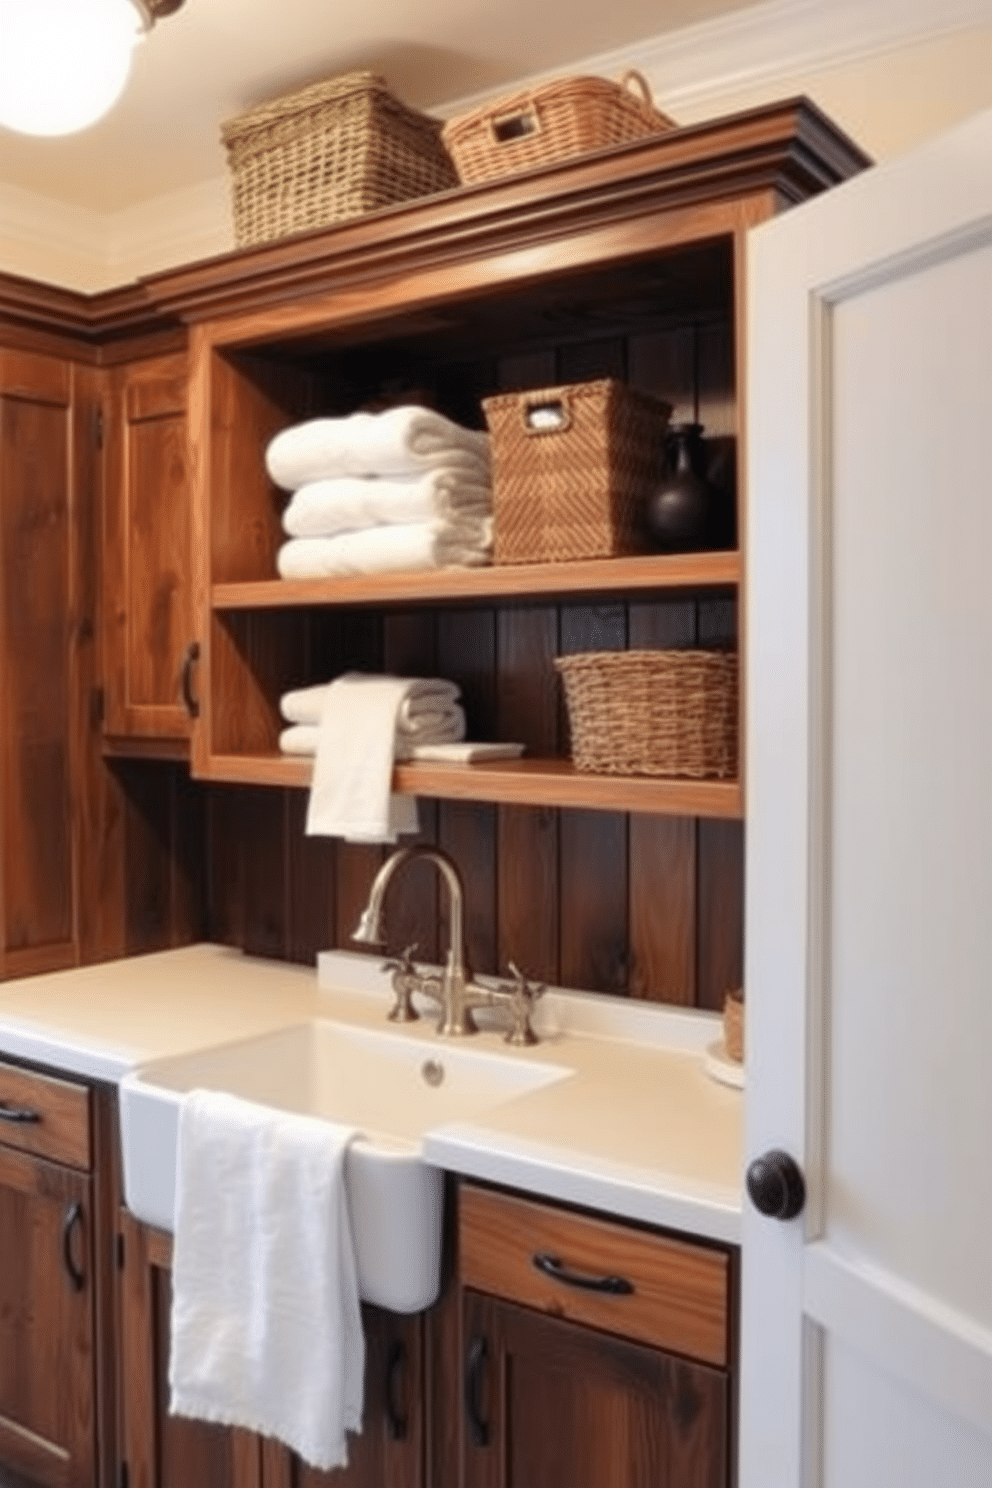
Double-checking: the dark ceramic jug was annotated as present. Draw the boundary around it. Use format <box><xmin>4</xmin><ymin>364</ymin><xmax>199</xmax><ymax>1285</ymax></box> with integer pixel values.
<box><xmin>645</xmin><ymin>421</ymin><xmax>715</xmax><ymax>552</ymax></box>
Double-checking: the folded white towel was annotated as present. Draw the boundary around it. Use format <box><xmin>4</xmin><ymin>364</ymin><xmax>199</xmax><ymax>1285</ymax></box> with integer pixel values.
<box><xmin>306</xmin><ymin>675</ymin><xmax>432</xmax><ymax>843</ymax></box>
<box><xmin>277</xmin><ymin>520</ymin><xmax>493</xmax><ymax>579</ymax></box>
<box><xmin>280</xmin><ymin>733</ymin><xmax>524</xmax><ymax>764</ymax></box>
<box><xmin>279</xmin><ymin>723</ymin><xmax>321</xmax><ymax>755</ymax></box>
<box><xmin>281</xmin><ymin>677</ymin><xmax>462</xmax><ymax>730</ymax></box>
<box><xmin>169</xmin><ymin>1089</ymin><xmax>364</xmax><ymax>1473</ymax></box>
<box><xmin>266</xmin><ymin>406</ymin><xmax>491</xmax><ymax>489</ymax></box>
<box><xmin>282</xmin><ymin>470</ymin><xmax>492</xmax><ymax>539</ymax></box>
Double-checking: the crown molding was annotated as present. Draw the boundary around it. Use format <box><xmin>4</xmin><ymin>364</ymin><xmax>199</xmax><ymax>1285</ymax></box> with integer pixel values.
<box><xmin>440</xmin><ymin>0</ymin><xmax>992</xmax><ymax>119</ymax></box>
<box><xmin>0</xmin><ymin>0</ymin><xmax>989</xmax><ymax>294</ymax></box>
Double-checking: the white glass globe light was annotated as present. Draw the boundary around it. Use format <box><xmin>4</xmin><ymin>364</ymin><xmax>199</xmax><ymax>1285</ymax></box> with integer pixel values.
<box><xmin>0</xmin><ymin>0</ymin><xmax>144</xmax><ymax>137</ymax></box>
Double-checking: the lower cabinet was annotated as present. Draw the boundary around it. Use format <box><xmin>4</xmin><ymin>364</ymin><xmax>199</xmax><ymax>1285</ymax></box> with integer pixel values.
<box><xmin>461</xmin><ymin>1292</ymin><xmax>728</xmax><ymax>1488</ymax></box>
<box><xmin>118</xmin><ymin>1212</ymin><xmax>424</xmax><ymax>1488</ymax></box>
<box><xmin>459</xmin><ymin>1183</ymin><xmax>735</xmax><ymax>1488</ymax></box>
<box><xmin>0</xmin><ymin>1062</ymin><xmax>98</xmax><ymax>1488</ymax></box>
<box><xmin>119</xmin><ymin>1182</ymin><xmax>736</xmax><ymax>1488</ymax></box>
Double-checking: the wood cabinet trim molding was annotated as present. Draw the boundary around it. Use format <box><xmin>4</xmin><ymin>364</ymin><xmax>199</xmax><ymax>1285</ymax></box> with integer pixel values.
<box><xmin>141</xmin><ymin>98</ymin><xmax>869</xmax><ymax>326</ymax></box>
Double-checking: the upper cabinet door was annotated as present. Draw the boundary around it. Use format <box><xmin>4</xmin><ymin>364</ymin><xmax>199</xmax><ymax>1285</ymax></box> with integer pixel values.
<box><xmin>0</xmin><ymin>349</ymin><xmax>79</xmax><ymax>978</ymax></box>
<box><xmin>742</xmin><ymin>110</ymin><xmax>992</xmax><ymax>1485</ymax></box>
<box><xmin>103</xmin><ymin>352</ymin><xmax>197</xmax><ymax>752</ymax></box>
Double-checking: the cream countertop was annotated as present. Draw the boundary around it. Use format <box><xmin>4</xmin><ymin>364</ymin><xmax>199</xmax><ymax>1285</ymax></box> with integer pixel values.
<box><xmin>0</xmin><ymin>943</ymin><xmax>743</xmax><ymax>1244</ymax></box>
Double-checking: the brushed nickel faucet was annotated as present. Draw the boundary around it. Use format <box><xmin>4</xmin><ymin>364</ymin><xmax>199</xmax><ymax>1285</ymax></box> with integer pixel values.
<box><xmin>352</xmin><ymin>845</ymin><xmax>544</xmax><ymax>1043</ymax></box>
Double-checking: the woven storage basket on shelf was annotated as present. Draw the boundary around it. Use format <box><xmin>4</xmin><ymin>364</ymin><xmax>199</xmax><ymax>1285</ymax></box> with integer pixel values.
<box><xmin>221</xmin><ymin>72</ymin><xmax>459</xmax><ymax>247</ymax></box>
<box><xmin>555</xmin><ymin>649</ymin><xmax>739</xmax><ymax>779</ymax></box>
<box><xmin>442</xmin><ymin>70</ymin><xmax>675</xmax><ymax>185</ymax></box>
<box><xmin>482</xmin><ymin>378</ymin><xmax>670</xmax><ymax>564</ymax></box>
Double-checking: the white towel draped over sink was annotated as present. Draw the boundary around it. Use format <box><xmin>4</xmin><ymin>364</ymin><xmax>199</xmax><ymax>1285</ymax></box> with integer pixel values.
<box><xmin>168</xmin><ymin>1089</ymin><xmax>365</xmax><ymax>1473</ymax></box>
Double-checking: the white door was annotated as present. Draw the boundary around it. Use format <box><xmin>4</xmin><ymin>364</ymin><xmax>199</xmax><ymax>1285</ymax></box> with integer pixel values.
<box><xmin>741</xmin><ymin>108</ymin><xmax>992</xmax><ymax>1486</ymax></box>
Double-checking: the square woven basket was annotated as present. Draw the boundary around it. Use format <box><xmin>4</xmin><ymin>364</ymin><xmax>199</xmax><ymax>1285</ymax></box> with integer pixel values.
<box><xmin>221</xmin><ymin>72</ymin><xmax>459</xmax><ymax>247</ymax></box>
<box><xmin>555</xmin><ymin>649</ymin><xmax>739</xmax><ymax>779</ymax></box>
<box><xmin>442</xmin><ymin>70</ymin><xmax>675</xmax><ymax>186</ymax></box>
<box><xmin>481</xmin><ymin>378</ymin><xmax>670</xmax><ymax>564</ymax></box>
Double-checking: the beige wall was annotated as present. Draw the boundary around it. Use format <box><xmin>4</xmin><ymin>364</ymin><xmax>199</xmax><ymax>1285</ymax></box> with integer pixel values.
<box><xmin>668</xmin><ymin>24</ymin><xmax>992</xmax><ymax>161</ymax></box>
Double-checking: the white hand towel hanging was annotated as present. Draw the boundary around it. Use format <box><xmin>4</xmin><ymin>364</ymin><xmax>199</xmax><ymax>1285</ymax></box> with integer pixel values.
<box><xmin>169</xmin><ymin>1089</ymin><xmax>364</xmax><ymax>1473</ymax></box>
<box><xmin>305</xmin><ymin>674</ymin><xmax>465</xmax><ymax>842</ymax></box>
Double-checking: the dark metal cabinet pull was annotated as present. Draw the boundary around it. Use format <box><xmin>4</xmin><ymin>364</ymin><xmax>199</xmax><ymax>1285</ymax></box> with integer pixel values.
<box><xmin>464</xmin><ymin>1335</ymin><xmax>489</xmax><ymax>1448</ymax></box>
<box><xmin>533</xmin><ymin>1252</ymin><xmax>635</xmax><ymax>1295</ymax></box>
<box><xmin>385</xmin><ymin>1339</ymin><xmax>408</xmax><ymax>1441</ymax></box>
<box><xmin>61</xmin><ymin>1202</ymin><xmax>85</xmax><ymax>1292</ymax></box>
<box><xmin>0</xmin><ymin>1101</ymin><xmax>40</xmax><ymax>1124</ymax></box>
<box><xmin>180</xmin><ymin>640</ymin><xmax>200</xmax><ymax>718</ymax></box>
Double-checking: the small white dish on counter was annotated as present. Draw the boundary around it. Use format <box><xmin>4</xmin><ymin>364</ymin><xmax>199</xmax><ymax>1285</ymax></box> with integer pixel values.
<box><xmin>703</xmin><ymin>1040</ymin><xmax>745</xmax><ymax>1089</ymax></box>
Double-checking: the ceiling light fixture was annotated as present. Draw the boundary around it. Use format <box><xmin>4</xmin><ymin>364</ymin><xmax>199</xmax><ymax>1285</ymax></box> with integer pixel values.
<box><xmin>0</xmin><ymin>0</ymin><xmax>186</xmax><ymax>138</ymax></box>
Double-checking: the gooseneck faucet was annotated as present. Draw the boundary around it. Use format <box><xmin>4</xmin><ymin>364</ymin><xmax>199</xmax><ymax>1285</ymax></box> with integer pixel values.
<box><xmin>352</xmin><ymin>844</ymin><xmax>545</xmax><ymax>1043</ymax></box>
<box><xmin>352</xmin><ymin>845</ymin><xmax>487</xmax><ymax>1036</ymax></box>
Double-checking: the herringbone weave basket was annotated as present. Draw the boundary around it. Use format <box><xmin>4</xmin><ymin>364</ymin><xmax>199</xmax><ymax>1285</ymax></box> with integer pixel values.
<box><xmin>555</xmin><ymin>649</ymin><xmax>739</xmax><ymax>778</ymax></box>
<box><xmin>482</xmin><ymin>378</ymin><xmax>670</xmax><ymax>563</ymax></box>
<box><xmin>221</xmin><ymin>72</ymin><xmax>458</xmax><ymax>246</ymax></box>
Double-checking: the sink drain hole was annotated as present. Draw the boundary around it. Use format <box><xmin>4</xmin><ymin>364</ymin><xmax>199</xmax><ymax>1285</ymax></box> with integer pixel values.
<box><xmin>421</xmin><ymin>1058</ymin><xmax>444</xmax><ymax>1087</ymax></box>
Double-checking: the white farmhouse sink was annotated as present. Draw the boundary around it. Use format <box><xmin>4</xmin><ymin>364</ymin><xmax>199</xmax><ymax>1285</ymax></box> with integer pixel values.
<box><xmin>119</xmin><ymin>1018</ymin><xmax>570</xmax><ymax>1313</ymax></box>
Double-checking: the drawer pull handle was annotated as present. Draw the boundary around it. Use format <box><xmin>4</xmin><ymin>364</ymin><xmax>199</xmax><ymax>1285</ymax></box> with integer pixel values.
<box><xmin>0</xmin><ymin>1100</ymin><xmax>40</xmax><ymax>1124</ymax></box>
<box><xmin>464</xmin><ymin>1335</ymin><xmax>490</xmax><ymax>1448</ymax></box>
<box><xmin>62</xmin><ymin>1202</ymin><xmax>85</xmax><ymax>1292</ymax></box>
<box><xmin>533</xmin><ymin>1252</ymin><xmax>635</xmax><ymax>1296</ymax></box>
<box><xmin>385</xmin><ymin>1338</ymin><xmax>408</xmax><ymax>1441</ymax></box>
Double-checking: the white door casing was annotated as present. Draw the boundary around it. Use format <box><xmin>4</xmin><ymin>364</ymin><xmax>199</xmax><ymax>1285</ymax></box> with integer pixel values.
<box><xmin>741</xmin><ymin>108</ymin><xmax>992</xmax><ymax>1487</ymax></box>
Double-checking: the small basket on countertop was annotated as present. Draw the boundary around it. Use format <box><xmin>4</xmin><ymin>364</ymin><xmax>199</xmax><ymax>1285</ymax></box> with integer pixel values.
<box><xmin>221</xmin><ymin>71</ymin><xmax>459</xmax><ymax>247</ymax></box>
<box><xmin>482</xmin><ymin>378</ymin><xmax>670</xmax><ymax>564</ymax></box>
<box><xmin>443</xmin><ymin>70</ymin><xmax>676</xmax><ymax>185</ymax></box>
<box><xmin>555</xmin><ymin>649</ymin><xmax>738</xmax><ymax>779</ymax></box>
<box><xmin>723</xmin><ymin>989</ymin><xmax>744</xmax><ymax>1063</ymax></box>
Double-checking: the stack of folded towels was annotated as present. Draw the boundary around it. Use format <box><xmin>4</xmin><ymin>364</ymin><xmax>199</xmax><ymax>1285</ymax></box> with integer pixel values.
<box><xmin>266</xmin><ymin>405</ymin><xmax>494</xmax><ymax>578</ymax></box>
<box><xmin>280</xmin><ymin>674</ymin><xmax>524</xmax><ymax>843</ymax></box>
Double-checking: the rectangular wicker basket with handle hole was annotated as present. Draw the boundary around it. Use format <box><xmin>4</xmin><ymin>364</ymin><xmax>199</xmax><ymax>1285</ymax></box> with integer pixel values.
<box><xmin>221</xmin><ymin>71</ymin><xmax>459</xmax><ymax>247</ymax></box>
<box><xmin>442</xmin><ymin>70</ymin><xmax>676</xmax><ymax>185</ymax></box>
<box><xmin>555</xmin><ymin>649</ymin><xmax>739</xmax><ymax>779</ymax></box>
<box><xmin>482</xmin><ymin>378</ymin><xmax>671</xmax><ymax>564</ymax></box>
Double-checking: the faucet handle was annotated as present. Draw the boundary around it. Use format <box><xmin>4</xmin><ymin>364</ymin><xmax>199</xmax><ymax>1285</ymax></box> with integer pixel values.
<box><xmin>499</xmin><ymin>961</ymin><xmax>546</xmax><ymax>1046</ymax></box>
<box><xmin>382</xmin><ymin>944</ymin><xmax>421</xmax><ymax>1023</ymax></box>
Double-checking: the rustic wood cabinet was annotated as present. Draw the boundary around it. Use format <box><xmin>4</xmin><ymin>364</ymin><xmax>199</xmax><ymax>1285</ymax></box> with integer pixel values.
<box><xmin>0</xmin><ymin>1059</ymin><xmax>116</xmax><ymax>1488</ymax></box>
<box><xmin>458</xmin><ymin>1184</ymin><xmax>735</xmax><ymax>1488</ymax></box>
<box><xmin>118</xmin><ymin>1182</ymin><xmax>735</xmax><ymax>1488</ymax></box>
<box><xmin>102</xmin><ymin>350</ymin><xmax>197</xmax><ymax>756</ymax></box>
<box><xmin>119</xmin><ymin>1214</ymin><xmax>426</xmax><ymax>1488</ymax></box>
<box><xmin>461</xmin><ymin>1292</ymin><xmax>729</xmax><ymax>1488</ymax></box>
<box><xmin>0</xmin><ymin>348</ymin><xmax>92</xmax><ymax>980</ymax></box>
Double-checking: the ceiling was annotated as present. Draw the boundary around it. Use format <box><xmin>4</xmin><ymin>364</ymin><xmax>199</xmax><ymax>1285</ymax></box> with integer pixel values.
<box><xmin>0</xmin><ymin>0</ymin><xmax>765</xmax><ymax>213</ymax></box>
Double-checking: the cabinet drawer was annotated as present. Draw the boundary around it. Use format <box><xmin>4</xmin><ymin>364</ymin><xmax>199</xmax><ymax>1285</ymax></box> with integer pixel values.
<box><xmin>0</xmin><ymin>1060</ymin><xmax>91</xmax><ymax>1169</ymax></box>
<box><xmin>459</xmin><ymin>1183</ymin><xmax>729</xmax><ymax>1367</ymax></box>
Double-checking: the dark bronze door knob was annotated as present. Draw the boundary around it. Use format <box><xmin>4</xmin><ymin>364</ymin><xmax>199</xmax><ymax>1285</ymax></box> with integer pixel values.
<box><xmin>746</xmin><ymin>1149</ymin><xmax>806</xmax><ymax>1220</ymax></box>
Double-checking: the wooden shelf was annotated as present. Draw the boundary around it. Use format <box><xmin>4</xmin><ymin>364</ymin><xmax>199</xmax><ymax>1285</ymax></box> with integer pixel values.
<box><xmin>211</xmin><ymin>552</ymin><xmax>740</xmax><ymax>611</ymax></box>
<box><xmin>199</xmin><ymin>753</ymin><xmax>743</xmax><ymax>819</ymax></box>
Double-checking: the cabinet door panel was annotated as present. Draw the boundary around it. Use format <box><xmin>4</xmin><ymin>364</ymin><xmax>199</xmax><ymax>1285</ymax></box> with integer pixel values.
<box><xmin>119</xmin><ymin>1214</ymin><xmax>262</xmax><ymax>1488</ymax></box>
<box><xmin>103</xmin><ymin>355</ymin><xmax>194</xmax><ymax>745</ymax></box>
<box><xmin>0</xmin><ymin>383</ymin><xmax>76</xmax><ymax>975</ymax></box>
<box><xmin>0</xmin><ymin>1146</ymin><xmax>94</xmax><ymax>1488</ymax></box>
<box><xmin>463</xmin><ymin>1291</ymin><xmax>728</xmax><ymax>1488</ymax></box>
<box><xmin>265</xmin><ymin>1307</ymin><xmax>423</xmax><ymax>1488</ymax></box>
